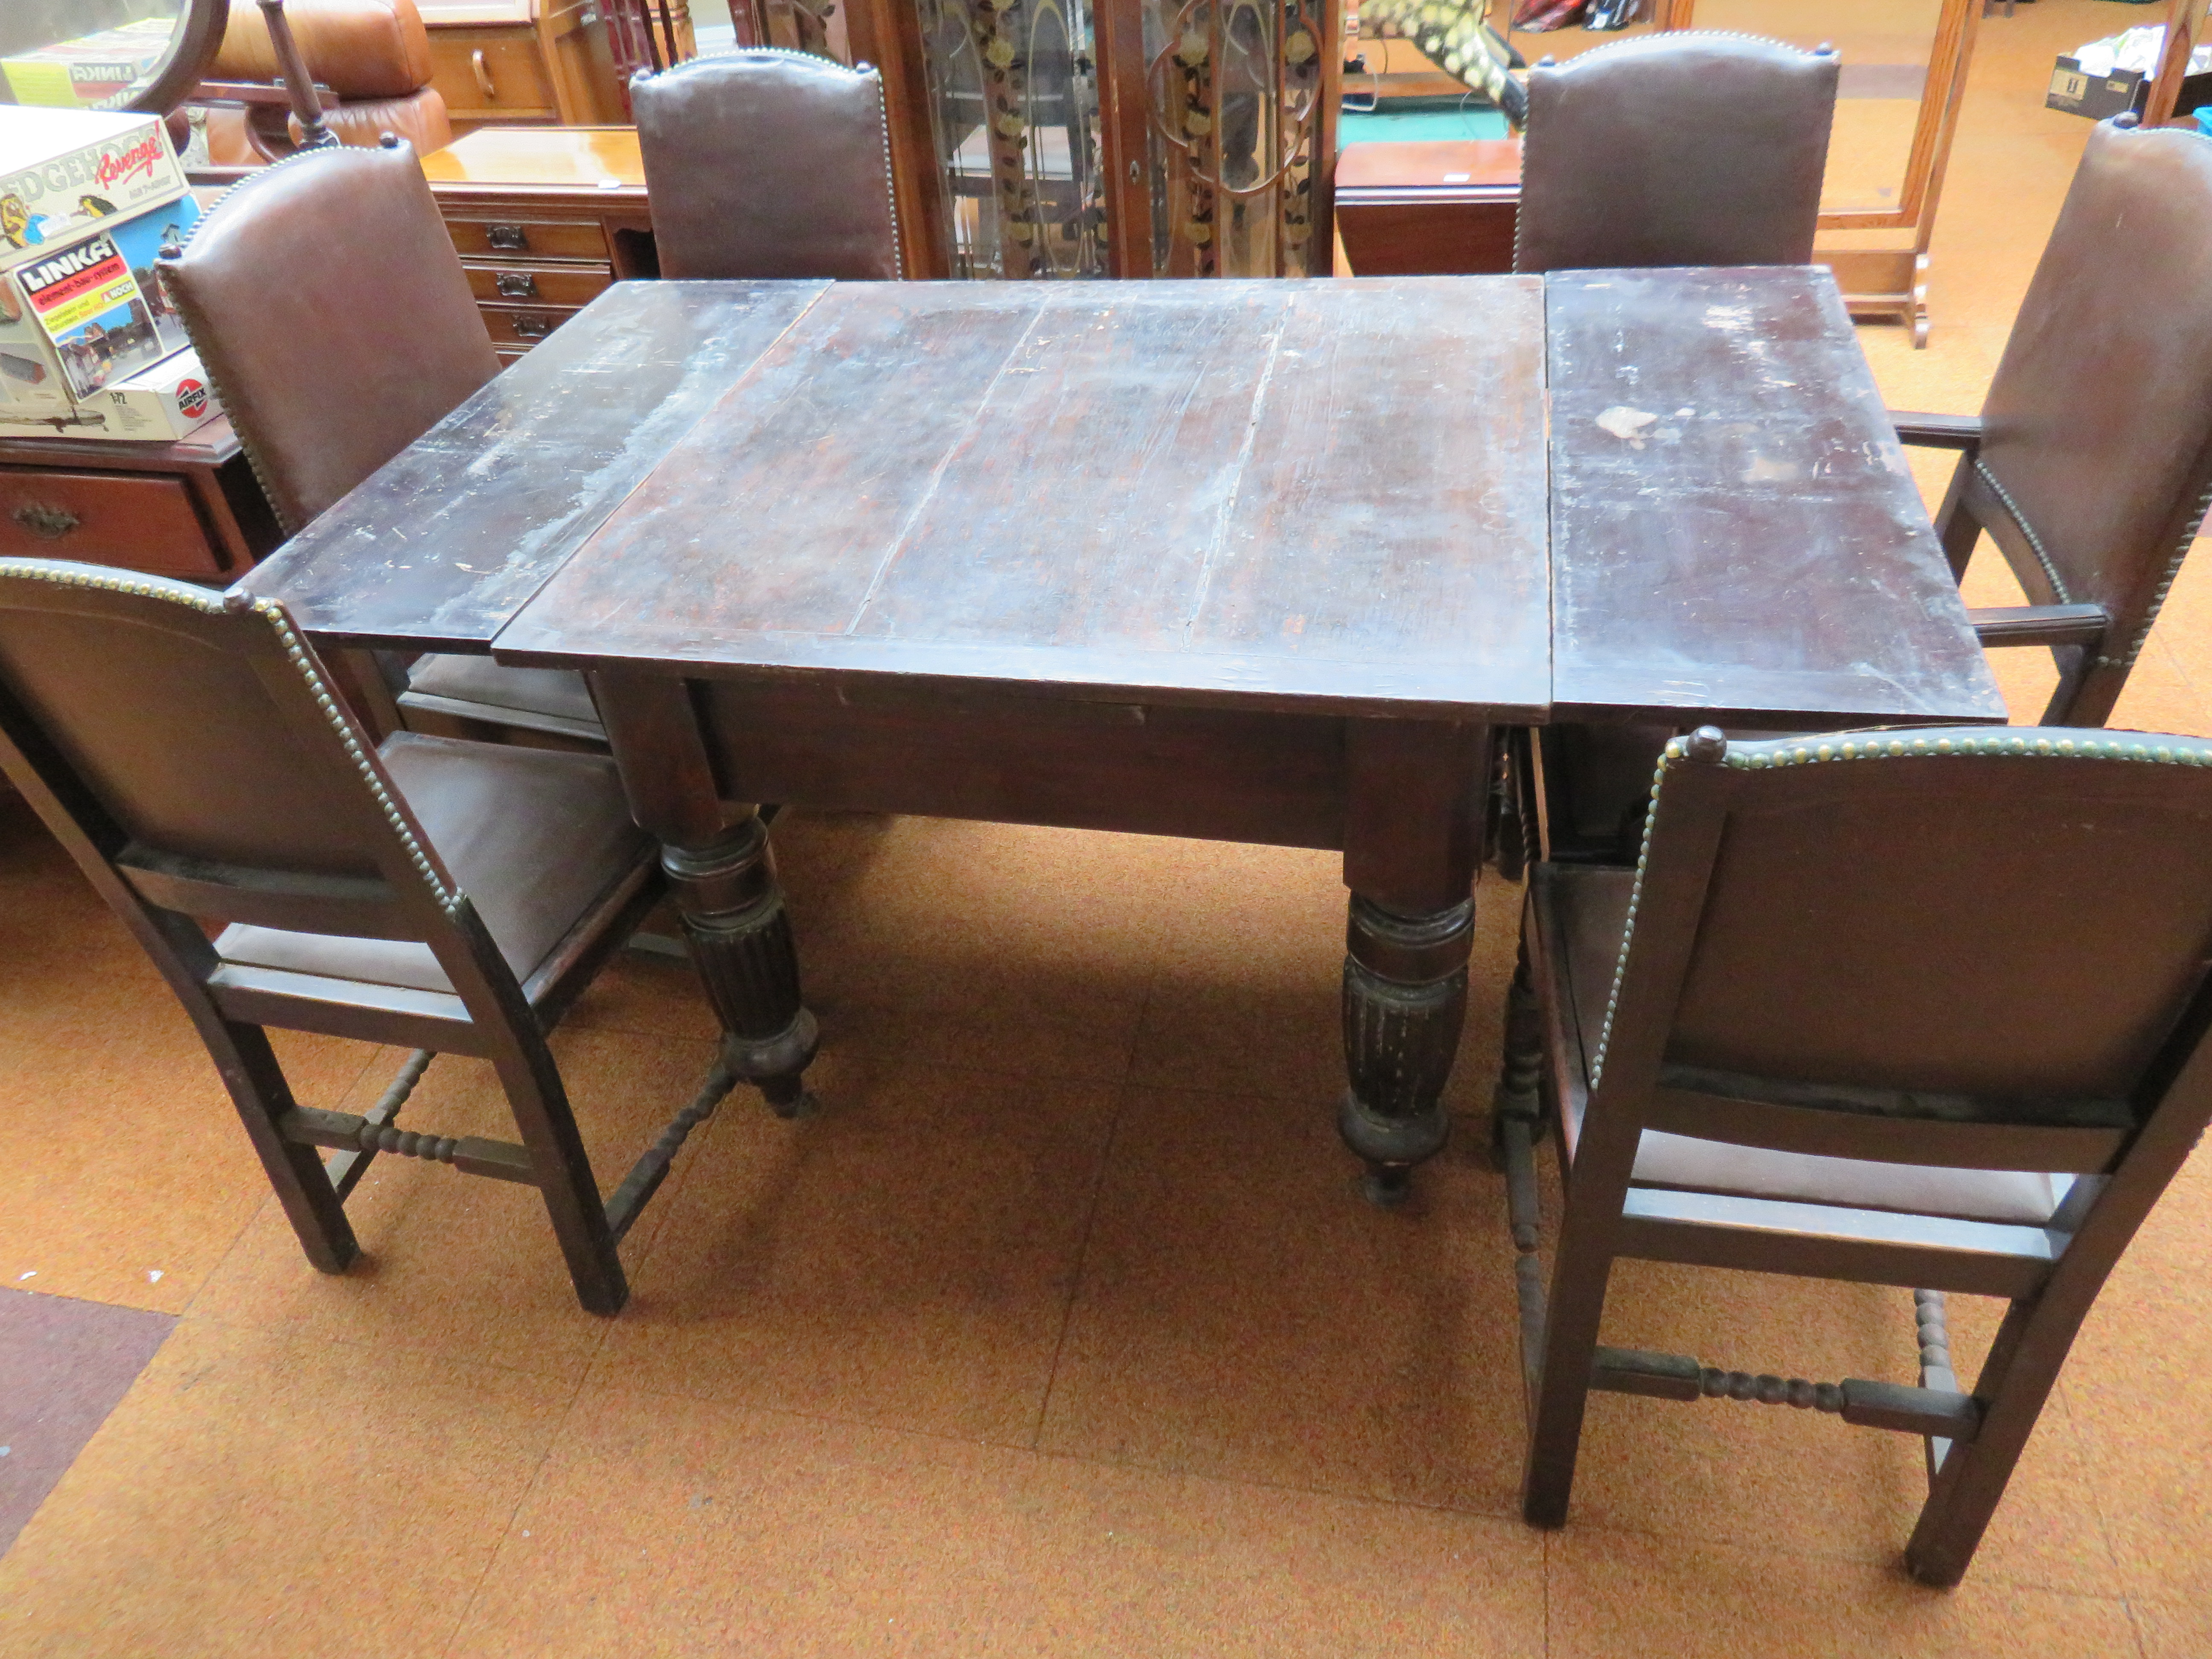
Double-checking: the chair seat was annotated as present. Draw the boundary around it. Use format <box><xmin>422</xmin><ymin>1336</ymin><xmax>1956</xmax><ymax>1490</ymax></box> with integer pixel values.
<box><xmin>1546</xmin><ymin>864</ymin><xmax>2060</xmax><ymax>1227</ymax></box>
<box><xmin>217</xmin><ymin>733</ymin><xmax>650</xmax><ymax>996</ymax></box>
<box><xmin>400</xmin><ymin>655</ymin><xmax>604</xmax><ymax>742</ymax></box>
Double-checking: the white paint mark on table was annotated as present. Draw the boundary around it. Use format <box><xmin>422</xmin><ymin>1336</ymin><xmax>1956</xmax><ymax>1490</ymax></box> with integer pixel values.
<box><xmin>1596</xmin><ymin>406</ymin><xmax>1659</xmax><ymax>446</ymax></box>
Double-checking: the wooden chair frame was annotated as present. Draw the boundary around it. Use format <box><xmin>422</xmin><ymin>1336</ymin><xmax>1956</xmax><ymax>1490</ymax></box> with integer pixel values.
<box><xmin>1492</xmin><ymin>725</ymin><xmax>2212</xmax><ymax>1584</ymax></box>
<box><xmin>0</xmin><ymin>561</ymin><xmax>732</xmax><ymax>1315</ymax></box>
<box><xmin>1891</xmin><ymin>402</ymin><xmax>2212</xmax><ymax>728</ymax></box>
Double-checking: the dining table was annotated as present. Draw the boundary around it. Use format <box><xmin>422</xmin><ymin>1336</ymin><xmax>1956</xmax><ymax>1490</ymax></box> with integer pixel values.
<box><xmin>242</xmin><ymin>266</ymin><xmax>2006</xmax><ymax>1199</ymax></box>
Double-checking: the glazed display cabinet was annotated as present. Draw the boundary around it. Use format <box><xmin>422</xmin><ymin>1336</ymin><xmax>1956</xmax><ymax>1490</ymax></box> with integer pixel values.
<box><xmin>733</xmin><ymin>0</ymin><xmax>1347</xmax><ymax>278</ymax></box>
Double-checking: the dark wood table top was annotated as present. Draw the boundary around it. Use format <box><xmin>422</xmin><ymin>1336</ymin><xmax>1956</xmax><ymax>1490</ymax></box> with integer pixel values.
<box><xmin>495</xmin><ymin>277</ymin><xmax>1554</xmax><ymax>720</ymax></box>
<box><xmin>245</xmin><ymin>268</ymin><xmax>2002</xmax><ymax>735</ymax></box>
<box><xmin>1546</xmin><ymin>265</ymin><xmax>2005</xmax><ymax>728</ymax></box>
<box><xmin>238</xmin><ymin>280</ymin><xmax>831</xmax><ymax>650</ymax></box>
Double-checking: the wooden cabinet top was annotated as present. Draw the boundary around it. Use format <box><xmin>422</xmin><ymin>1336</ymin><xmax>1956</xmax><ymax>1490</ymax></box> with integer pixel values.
<box><xmin>421</xmin><ymin>125</ymin><xmax>646</xmax><ymax>197</ymax></box>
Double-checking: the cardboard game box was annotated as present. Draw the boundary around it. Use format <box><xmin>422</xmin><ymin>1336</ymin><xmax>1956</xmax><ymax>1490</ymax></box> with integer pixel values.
<box><xmin>1</xmin><ymin>19</ymin><xmax>179</xmax><ymax>112</ymax></box>
<box><xmin>0</xmin><ymin>346</ymin><xmax>222</xmax><ymax>443</ymax></box>
<box><xmin>0</xmin><ymin>105</ymin><xmax>190</xmax><ymax>272</ymax></box>
<box><xmin>0</xmin><ymin>190</ymin><xmax>201</xmax><ymax>412</ymax></box>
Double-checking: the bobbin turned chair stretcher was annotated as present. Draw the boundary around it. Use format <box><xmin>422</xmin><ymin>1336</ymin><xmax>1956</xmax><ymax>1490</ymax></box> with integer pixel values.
<box><xmin>0</xmin><ymin>560</ymin><xmax>738</xmax><ymax>1316</ymax></box>
<box><xmin>1492</xmin><ymin>724</ymin><xmax>2212</xmax><ymax>1586</ymax></box>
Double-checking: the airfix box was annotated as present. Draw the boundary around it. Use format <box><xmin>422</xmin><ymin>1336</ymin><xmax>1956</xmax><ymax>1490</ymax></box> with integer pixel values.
<box><xmin>0</xmin><ymin>346</ymin><xmax>222</xmax><ymax>443</ymax></box>
<box><xmin>0</xmin><ymin>189</ymin><xmax>201</xmax><ymax>413</ymax></box>
<box><xmin>1</xmin><ymin>19</ymin><xmax>179</xmax><ymax>112</ymax></box>
<box><xmin>0</xmin><ymin>105</ymin><xmax>189</xmax><ymax>272</ymax></box>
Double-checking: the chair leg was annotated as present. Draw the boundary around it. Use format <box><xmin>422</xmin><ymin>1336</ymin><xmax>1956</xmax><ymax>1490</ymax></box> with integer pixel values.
<box><xmin>489</xmin><ymin>1039</ymin><xmax>629</xmax><ymax>1317</ymax></box>
<box><xmin>1903</xmin><ymin>1293</ymin><xmax>2073</xmax><ymax>1586</ymax></box>
<box><xmin>1490</xmin><ymin>934</ymin><xmax>1543</xmax><ymax>1167</ymax></box>
<box><xmin>1934</xmin><ymin>459</ymin><xmax>1981</xmax><ymax>583</ymax></box>
<box><xmin>207</xmin><ymin>1019</ymin><xmax>358</xmax><ymax>1275</ymax></box>
<box><xmin>1522</xmin><ymin>1199</ymin><xmax>1618</xmax><ymax>1527</ymax></box>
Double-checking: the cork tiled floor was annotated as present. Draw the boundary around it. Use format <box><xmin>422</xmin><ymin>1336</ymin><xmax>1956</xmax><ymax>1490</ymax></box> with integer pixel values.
<box><xmin>6</xmin><ymin>4</ymin><xmax>2212</xmax><ymax>1651</ymax></box>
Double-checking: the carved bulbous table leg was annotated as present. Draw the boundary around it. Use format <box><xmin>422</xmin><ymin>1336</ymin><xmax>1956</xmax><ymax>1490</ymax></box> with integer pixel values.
<box><xmin>661</xmin><ymin>812</ymin><xmax>819</xmax><ymax>1118</ymax></box>
<box><xmin>1339</xmin><ymin>893</ymin><xmax>1474</xmax><ymax>1206</ymax></box>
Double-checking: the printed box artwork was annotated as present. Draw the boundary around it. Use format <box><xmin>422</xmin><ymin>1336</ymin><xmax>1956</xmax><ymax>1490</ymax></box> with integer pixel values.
<box><xmin>0</xmin><ymin>19</ymin><xmax>178</xmax><ymax>111</ymax></box>
<box><xmin>0</xmin><ymin>346</ymin><xmax>223</xmax><ymax>443</ymax></box>
<box><xmin>0</xmin><ymin>105</ymin><xmax>190</xmax><ymax>274</ymax></box>
<box><xmin>0</xmin><ymin>191</ymin><xmax>201</xmax><ymax>410</ymax></box>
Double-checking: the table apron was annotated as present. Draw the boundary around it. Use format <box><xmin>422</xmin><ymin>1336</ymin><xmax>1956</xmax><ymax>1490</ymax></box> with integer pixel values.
<box><xmin>591</xmin><ymin>672</ymin><xmax>1494</xmax><ymax>902</ymax></box>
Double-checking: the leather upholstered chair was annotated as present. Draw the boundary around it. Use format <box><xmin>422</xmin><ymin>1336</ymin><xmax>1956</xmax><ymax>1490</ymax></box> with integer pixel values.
<box><xmin>0</xmin><ymin>560</ymin><xmax>739</xmax><ymax>1314</ymax></box>
<box><xmin>631</xmin><ymin>50</ymin><xmax>902</xmax><ymax>281</ymax></box>
<box><xmin>1513</xmin><ymin>33</ymin><xmax>1839</xmax><ymax>276</ymax></box>
<box><xmin>201</xmin><ymin>0</ymin><xmax>452</xmax><ymax>166</ymax></box>
<box><xmin>1892</xmin><ymin>117</ymin><xmax>2212</xmax><ymax>728</ymax></box>
<box><xmin>1491</xmin><ymin>725</ymin><xmax>2212</xmax><ymax>1585</ymax></box>
<box><xmin>157</xmin><ymin>138</ymin><xmax>604</xmax><ymax>749</ymax></box>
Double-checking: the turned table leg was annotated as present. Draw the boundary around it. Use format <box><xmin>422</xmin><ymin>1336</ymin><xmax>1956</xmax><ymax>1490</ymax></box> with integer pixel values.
<box><xmin>590</xmin><ymin>669</ymin><xmax>821</xmax><ymax>1116</ymax></box>
<box><xmin>1338</xmin><ymin>717</ymin><xmax>1492</xmax><ymax>1205</ymax></box>
<box><xmin>1340</xmin><ymin>894</ymin><xmax>1474</xmax><ymax>1205</ymax></box>
<box><xmin>663</xmin><ymin>812</ymin><xmax>819</xmax><ymax>1117</ymax></box>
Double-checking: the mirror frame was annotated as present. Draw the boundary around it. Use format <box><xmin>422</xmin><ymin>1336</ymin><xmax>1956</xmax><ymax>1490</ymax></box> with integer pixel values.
<box><xmin>114</xmin><ymin>0</ymin><xmax>232</xmax><ymax>116</ymax></box>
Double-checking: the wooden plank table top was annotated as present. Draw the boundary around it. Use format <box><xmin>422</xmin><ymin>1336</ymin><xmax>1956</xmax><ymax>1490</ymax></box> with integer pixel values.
<box><xmin>494</xmin><ymin>276</ymin><xmax>1554</xmax><ymax>721</ymax></box>
<box><xmin>1546</xmin><ymin>265</ymin><xmax>2004</xmax><ymax>728</ymax></box>
<box><xmin>238</xmin><ymin>281</ymin><xmax>830</xmax><ymax>651</ymax></box>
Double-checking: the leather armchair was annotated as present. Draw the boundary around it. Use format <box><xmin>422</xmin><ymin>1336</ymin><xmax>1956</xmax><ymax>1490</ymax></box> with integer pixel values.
<box><xmin>203</xmin><ymin>0</ymin><xmax>451</xmax><ymax>165</ymax></box>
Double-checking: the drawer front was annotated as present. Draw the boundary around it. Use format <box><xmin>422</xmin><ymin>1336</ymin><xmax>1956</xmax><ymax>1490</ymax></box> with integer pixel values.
<box><xmin>0</xmin><ymin>467</ymin><xmax>225</xmax><ymax>578</ymax></box>
<box><xmin>480</xmin><ymin>303</ymin><xmax>582</xmax><ymax>350</ymax></box>
<box><xmin>425</xmin><ymin>28</ymin><xmax>557</xmax><ymax>119</ymax></box>
<box><xmin>446</xmin><ymin>215</ymin><xmax>610</xmax><ymax>262</ymax></box>
<box><xmin>465</xmin><ymin>262</ymin><xmax>611</xmax><ymax>308</ymax></box>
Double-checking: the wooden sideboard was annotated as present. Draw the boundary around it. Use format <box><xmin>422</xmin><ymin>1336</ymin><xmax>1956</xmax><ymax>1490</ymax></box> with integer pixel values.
<box><xmin>414</xmin><ymin>0</ymin><xmax>693</xmax><ymax>134</ymax></box>
<box><xmin>421</xmin><ymin>126</ymin><xmax>655</xmax><ymax>363</ymax></box>
<box><xmin>0</xmin><ymin>419</ymin><xmax>281</xmax><ymax>581</ymax></box>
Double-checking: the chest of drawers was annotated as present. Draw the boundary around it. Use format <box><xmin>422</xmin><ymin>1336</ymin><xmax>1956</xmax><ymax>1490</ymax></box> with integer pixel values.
<box><xmin>0</xmin><ymin>419</ymin><xmax>281</xmax><ymax>581</ymax></box>
<box><xmin>421</xmin><ymin>126</ymin><xmax>656</xmax><ymax>364</ymax></box>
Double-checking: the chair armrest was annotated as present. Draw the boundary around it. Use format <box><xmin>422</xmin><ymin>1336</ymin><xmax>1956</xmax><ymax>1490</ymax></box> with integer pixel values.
<box><xmin>1889</xmin><ymin>410</ymin><xmax>1983</xmax><ymax>452</ymax></box>
<box><xmin>1968</xmin><ymin>604</ymin><xmax>2109</xmax><ymax>649</ymax></box>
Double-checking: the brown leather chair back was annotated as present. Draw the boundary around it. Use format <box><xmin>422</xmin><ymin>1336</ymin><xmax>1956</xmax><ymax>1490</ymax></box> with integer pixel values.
<box><xmin>632</xmin><ymin>51</ymin><xmax>902</xmax><ymax>281</ymax></box>
<box><xmin>1513</xmin><ymin>34</ymin><xmax>1838</xmax><ymax>275</ymax></box>
<box><xmin>1609</xmin><ymin>730</ymin><xmax>2212</xmax><ymax>1121</ymax></box>
<box><xmin>0</xmin><ymin>562</ymin><xmax>447</xmax><ymax>899</ymax></box>
<box><xmin>158</xmin><ymin>139</ymin><xmax>499</xmax><ymax>536</ymax></box>
<box><xmin>1972</xmin><ymin>120</ymin><xmax>2212</xmax><ymax>717</ymax></box>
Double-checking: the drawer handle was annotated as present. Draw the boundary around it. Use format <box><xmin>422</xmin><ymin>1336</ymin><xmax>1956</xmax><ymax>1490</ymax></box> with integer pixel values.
<box><xmin>486</xmin><ymin>222</ymin><xmax>529</xmax><ymax>252</ymax></box>
<box><xmin>472</xmin><ymin>48</ymin><xmax>496</xmax><ymax>100</ymax></box>
<box><xmin>495</xmin><ymin>271</ymin><xmax>539</xmax><ymax>299</ymax></box>
<box><xmin>511</xmin><ymin>312</ymin><xmax>553</xmax><ymax>341</ymax></box>
<box><xmin>12</xmin><ymin>503</ymin><xmax>79</xmax><ymax>540</ymax></box>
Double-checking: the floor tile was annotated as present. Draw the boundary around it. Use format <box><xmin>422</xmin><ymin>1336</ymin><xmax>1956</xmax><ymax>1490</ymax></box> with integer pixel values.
<box><xmin>447</xmin><ymin>1383</ymin><xmax>1549</xmax><ymax>1658</ymax></box>
<box><xmin>0</xmin><ymin>1316</ymin><xmax>570</xmax><ymax>1659</ymax></box>
<box><xmin>189</xmin><ymin>1025</ymin><xmax>725</xmax><ymax>1383</ymax></box>
<box><xmin>1039</xmin><ymin>1080</ymin><xmax>1525</xmax><ymax>1514</ymax></box>
<box><xmin>0</xmin><ymin>992</ymin><xmax>376</xmax><ymax>1316</ymax></box>
<box><xmin>1545</xmin><ymin>1528</ymin><xmax>2139</xmax><ymax>1659</ymax></box>
<box><xmin>2130</xmin><ymin>1598</ymin><xmax>2206</xmax><ymax>1659</ymax></box>
<box><xmin>590</xmin><ymin>1054</ymin><xmax>1118</xmax><ymax>1444</ymax></box>
<box><xmin>0</xmin><ymin>1287</ymin><xmax>174</xmax><ymax>1554</ymax></box>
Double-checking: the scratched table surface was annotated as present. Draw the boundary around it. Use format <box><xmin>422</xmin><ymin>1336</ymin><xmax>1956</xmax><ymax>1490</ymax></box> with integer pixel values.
<box><xmin>1546</xmin><ymin>265</ymin><xmax>2005</xmax><ymax>728</ymax></box>
<box><xmin>237</xmin><ymin>281</ymin><xmax>832</xmax><ymax>651</ymax></box>
<box><xmin>492</xmin><ymin>277</ymin><xmax>1554</xmax><ymax>720</ymax></box>
<box><xmin>246</xmin><ymin>269</ymin><xmax>2001</xmax><ymax>733</ymax></box>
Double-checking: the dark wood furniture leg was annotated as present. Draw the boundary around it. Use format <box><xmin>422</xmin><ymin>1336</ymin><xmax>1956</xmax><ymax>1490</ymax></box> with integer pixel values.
<box><xmin>1337</xmin><ymin>719</ymin><xmax>1489</xmax><ymax>1205</ymax></box>
<box><xmin>591</xmin><ymin>671</ymin><xmax>820</xmax><ymax>1115</ymax></box>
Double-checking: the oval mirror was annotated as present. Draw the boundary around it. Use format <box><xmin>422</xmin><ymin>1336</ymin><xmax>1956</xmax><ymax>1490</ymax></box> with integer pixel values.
<box><xmin>0</xmin><ymin>0</ymin><xmax>231</xmax><ymax>116</ymax></box>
